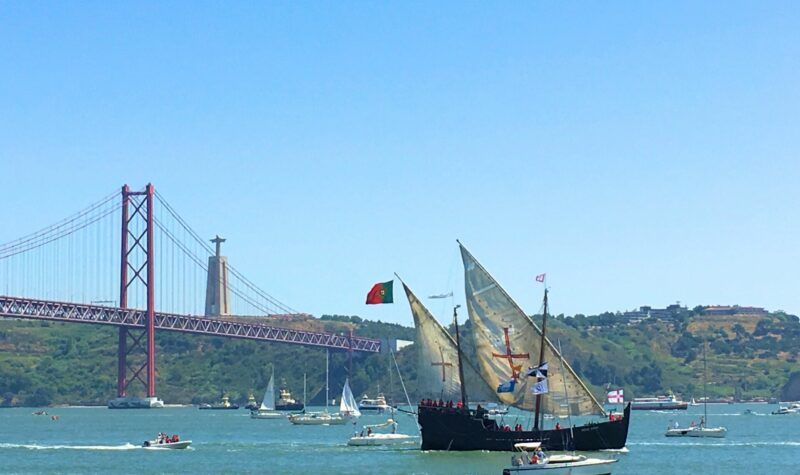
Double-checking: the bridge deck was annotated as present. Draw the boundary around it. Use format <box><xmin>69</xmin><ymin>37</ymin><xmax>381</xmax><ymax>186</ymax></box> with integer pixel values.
<box><xmin>0</xmin><ymin>296</ymin><xmax>381</xmax><ymax>353</ymax></box>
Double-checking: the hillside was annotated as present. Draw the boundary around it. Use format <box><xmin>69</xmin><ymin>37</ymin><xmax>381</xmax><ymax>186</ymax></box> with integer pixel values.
<box><xmin>0</xmin><ymin>308</ymin><xmax>798</xmax><ymax>406</ymax></box>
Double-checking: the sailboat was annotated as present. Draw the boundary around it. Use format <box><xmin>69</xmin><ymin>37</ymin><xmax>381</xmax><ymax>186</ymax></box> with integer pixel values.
<box><xmin>339</xmin><ymin>377</ymin><xmax>361</xmax><ymax>418</ymax></box>
<box><xmin>348</xmin><ymin>344</ymin><xmax>421</xmax><ymax>447</ymax></box>
<box><xmin>413</xmin><ymin>243</ymin><xmax>630</xmax><ymax>451</ymax></box>
<box><xmin>289</xmin><ymin>350</ymin><xmax>350</xmax><ymax>425</ymax></box>
<box><xmin>665</xmin><ymin>341</ymin><xmax>726</xmax><ymax>438</ymax></box>
<box><xmin>251</xmin><ymin>368</ymin><xmax>284</xmax><ymax>419</ymax></box>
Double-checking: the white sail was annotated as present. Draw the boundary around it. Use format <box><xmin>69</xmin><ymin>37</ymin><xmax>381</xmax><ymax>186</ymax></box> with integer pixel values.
<box><xmin>340</xmin><ymin>378</ymin><xmax>361</xmax><ymax>417</ymax></box>
<box><xmin>261</xmin><ymin>370</ymin><xmax>276</xmax><ymax>411</ymax></box>
<box><xmin>401</xmin><ymin>281</ymin><xmax>498</xmax><ymax>403</ymax></box>
<box><xmin>459</xmin><ymin>243</ymin><xmax>605</xmax><ymax>416</ymax></box>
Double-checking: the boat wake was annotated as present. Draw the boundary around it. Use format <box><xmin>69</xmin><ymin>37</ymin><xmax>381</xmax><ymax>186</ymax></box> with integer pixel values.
<box><xmin>630</xmin><ymin>441</ymin><xmax>800</xmax><ymax>447</ymax></box>
<box><xmin>0</xmin><ymin>443</ymin><xmax>139</xmax><ymax>451</ymax></box>
<box><xmin>599</xmin><ymin>446</ymin><xmax>629</xmax><ymax>453</ymax></box>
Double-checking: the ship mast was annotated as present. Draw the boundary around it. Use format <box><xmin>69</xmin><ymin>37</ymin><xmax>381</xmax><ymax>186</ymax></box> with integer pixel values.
<box><xmin>533</xmin><ymin>287</ymin><xmax>548</xmax><ymax>430</ymax></box>
<box><xmin>703</xmin><ymin>339</ymin><xmax>708</xmax><ymax>428</ymax></box>
<box><xmin>453</xmin><ymin>304</ymin><xmax>469</xmax><ymax>409</ymax></box>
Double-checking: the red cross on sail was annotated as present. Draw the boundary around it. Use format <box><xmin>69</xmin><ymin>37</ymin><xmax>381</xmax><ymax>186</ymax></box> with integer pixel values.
<box><xmin>430</xmin><ymin>345</ymin><xmax>453</xmax><ymax>382</ymax></box>
<box><xmin>491</xmin><ymin>327</ymin><xmax>530</xmax><ymax>380</ymax></box>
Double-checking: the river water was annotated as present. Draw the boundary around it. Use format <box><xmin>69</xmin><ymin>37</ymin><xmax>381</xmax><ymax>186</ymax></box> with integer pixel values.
<box><xmin>1</xmin><ymin>404</ymin><xmax>798</xmax><ymax>474</ymax></box>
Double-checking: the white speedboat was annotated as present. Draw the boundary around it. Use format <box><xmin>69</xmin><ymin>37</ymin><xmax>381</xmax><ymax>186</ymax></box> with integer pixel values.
<box><xmin>503</xmin><ymin>443</ymin><xmax>617</xmax><ymax>474</ymax></box>
<box><xmin>143</xmin><ymin>440</ymin><xmax>192</xmax><ymax>449</ymax></box>
<box><xmin>347</xmin><ymin>418</ymin><xmax>418</xmax><ymax>446</ymax></box>
<box><xmin>358</xmin><ymin>393</ymin><xmax>392</xmax><ymax>413</ymax></box>
<box><xmin>251</xmin><ymin>369</ymin><xmax>284</xmax><ymax>419</ymax></box>
<box><xmin>142</xmin><ymin>434</ymin><xmax>191</xmax><ymax>449</ymax></box>
<box><xmin>772</xmin><ymin>406</ymin><xmax>796</xmax><ymax>415</ymax></box>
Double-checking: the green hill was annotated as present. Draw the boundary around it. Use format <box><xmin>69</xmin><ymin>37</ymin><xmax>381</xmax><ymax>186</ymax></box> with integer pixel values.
<box><xmin>0</xmin><ymin>308</ymin><xmax>797</xmax><ymax>407</ymax></box>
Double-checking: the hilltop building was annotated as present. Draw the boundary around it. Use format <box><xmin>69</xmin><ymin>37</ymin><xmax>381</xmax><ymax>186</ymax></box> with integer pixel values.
<box><xmin>622</xmin><ymin>303</ymin><xmax>688</xmax><ymax>323</ymax></box>
<box><xmin>701</xmin><ymin>305</ymin><xmax>767</xmax><ymax>316</ymax></box>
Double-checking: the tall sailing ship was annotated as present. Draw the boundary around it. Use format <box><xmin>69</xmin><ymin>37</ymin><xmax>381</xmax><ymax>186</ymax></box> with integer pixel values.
<box><xmin>408</xmin><ymin>243</ymin><xmax>630</xmax><ymax>451</ymax></box>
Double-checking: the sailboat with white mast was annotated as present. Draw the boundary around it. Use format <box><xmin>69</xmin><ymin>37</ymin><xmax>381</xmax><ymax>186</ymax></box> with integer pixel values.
<box><xmin>251</xmin><ymin>367</ymin><xmax>284</xmax><ymax>419</ymax></box>
<box><xmin>415</xmin><ymin>242</ymin><xmax>631</xmax><ymax>451</ymax></box>
<box><xmin>665</xmin><ymin>341</ymin><xmax>727</xmax><ymax>438</ymax></box>
<box><xmin>289</xmin><ymin>349</ymin><xmax>352</xmax><ymax>425</ymax></box>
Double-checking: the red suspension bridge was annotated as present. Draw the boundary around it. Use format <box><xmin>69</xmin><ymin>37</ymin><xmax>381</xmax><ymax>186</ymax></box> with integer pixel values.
<box><xmin>0</xmin><ymin>184</ymin><xmax>380</xmax><ymax>404</ymax></box>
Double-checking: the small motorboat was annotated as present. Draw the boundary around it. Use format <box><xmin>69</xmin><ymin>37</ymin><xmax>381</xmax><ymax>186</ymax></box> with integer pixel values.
<box><xmin>502</xmin><ymin>442</ymin><xmax>617</xmax><ymax>474</ymax></box>
<box><xmin>772</xmin><ymin>406</ymin><xmax>796</xmax><ymax>415</ymax></box>
<box><xmin>142</xmin><ymin>433</ymin><xmax>191</xmax><ymax>449</ymax></box>
<box><xmin>32</xmin><ymin>410</ymin><xmax>48</xmax><ymax>416</ymax></box>
<box><xmin>347</xmin><ymin>419</ymin><xmax>418</xmax><ymax>447</ymax></box>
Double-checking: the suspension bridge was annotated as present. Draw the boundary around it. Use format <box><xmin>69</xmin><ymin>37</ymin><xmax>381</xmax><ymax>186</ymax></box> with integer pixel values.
<box><xmin>0</xmin><ymin>184</ymin><xmax>380</xmax><ymax>406</ymax></box>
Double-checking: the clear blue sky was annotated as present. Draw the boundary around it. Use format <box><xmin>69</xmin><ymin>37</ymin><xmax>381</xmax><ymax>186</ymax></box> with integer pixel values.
<box><xmin>1</xmin><ymin>2</ymin><xmax>799</xmax><ymax>324</ymax></box>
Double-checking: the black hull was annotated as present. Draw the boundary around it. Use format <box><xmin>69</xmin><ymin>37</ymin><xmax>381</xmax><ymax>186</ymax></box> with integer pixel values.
<box><xmin>418</xmin><ymin>402</ymin><xmax>630</xmax><ymax>451</ymax></box>
<box><xmin>198</xmin><ymin>405</ymin><xmax>240</xmax><ymax>410</ymax></box>
<box><xmin>275</xmin><ymin>403</ymin><xmax>304</xmax><ymax>411</ymax></box>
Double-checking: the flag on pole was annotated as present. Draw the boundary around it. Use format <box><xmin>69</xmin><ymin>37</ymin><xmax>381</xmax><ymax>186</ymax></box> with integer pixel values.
<box><xmin>531</xmin><ymin>379</ymin><xmax>549</xmax><ymax>395</ymax></box>
<box><xmin>535</xmin><ymin>273</ymin><xmax>546</xmax><ymax>283</ymax></box>
<box><xmin>428</xmin><ymin>292</ymin><xmax>453</xmax><ymax>299</ymax></box>
<box><xmin>523</xmin><ymin>362</ymin><xmax>548</xmax><ymax>379</ymax></box>
<box><xmin>607</xmin><ymin>389</ymin><xmax>624</xmax><ymax>404</ymax></box>
<box><xmin>366</xmin><ymin>281</ymin><xmax>394</xmax><ymax>304</ymax></box>
<box><xmin>496</xmin><ymin>378</ymin><xmax>517</xmax><ymax>393</ymax></box>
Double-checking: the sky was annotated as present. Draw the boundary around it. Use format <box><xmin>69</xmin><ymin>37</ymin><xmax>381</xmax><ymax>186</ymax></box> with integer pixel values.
<box><xmin>1</xmin><ymin>2</ymin><xmax>799</xmax><ymax>325</ymax></box>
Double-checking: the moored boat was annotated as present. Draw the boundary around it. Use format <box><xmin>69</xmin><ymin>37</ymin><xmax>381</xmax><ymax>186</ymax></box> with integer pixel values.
<box><xmin>663</xmin><ymin>342</ymin><xmax>726</xmax><ymax>438</ymax></box>
<box><xmin>502</xmin><ymin>442</ymin><xmax>617</xmax><ymax>474</ymax></box>
<box><xmin>199</xmin><ymin>395</ymin><xmax>239</xmax><ymax>410</ymax></box>
<box><xmin>251</xmin><ymin>369</ymin><xmax>284</xmax><ymax>419</ymax></box>
<box><xmin>275</xmin><ymin>386</ymin><xmax>304</xmax><ymax>411</ymax></box>
<box><xmin>244</xmin><ymin>394</ymin><xmax>258</xmax><ymax>411</ymax></box>
<box><xmin>288</xmin><ymin>410</ymin><xmax>347</xmax><ymax>425</ymax></box>
<box><xmin>289</xmin><ymin>351</ymin><xmax>355</xmax><ymax>425</ymax></box>
<box><xmin>665</xmin><ymin>425</ymin><xmax>726</xmax><ymax>438</ymax></box>
<box><xmin>358</xmin><ymin>393</ymin><xmax>392</xmax><ymax>413</ymax></box>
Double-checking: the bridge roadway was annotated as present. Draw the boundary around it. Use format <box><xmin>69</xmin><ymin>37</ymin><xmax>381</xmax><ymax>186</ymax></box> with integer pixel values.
<box><xmin>0</xmin><ymin>296</ymin><xmax>381</xmax><ymax>353</ymax></box>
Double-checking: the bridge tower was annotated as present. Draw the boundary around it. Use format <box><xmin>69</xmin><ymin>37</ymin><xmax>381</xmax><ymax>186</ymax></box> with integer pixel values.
<box><xmin>111</xmin><ymin>183</ymin><xmax>162</xmax><ymax>408</ymax></box>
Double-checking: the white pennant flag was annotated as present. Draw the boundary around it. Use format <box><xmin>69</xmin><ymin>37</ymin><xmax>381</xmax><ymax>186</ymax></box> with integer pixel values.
<box><xmin>531</xmin><ymin>379</ymin><xmax>549</xmax><ymax>395</ymax></box>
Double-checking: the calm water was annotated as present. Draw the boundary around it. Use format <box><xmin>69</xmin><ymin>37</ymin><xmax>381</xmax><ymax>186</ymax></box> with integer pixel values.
<box><xmin>1</xmin><ymin>404</ymin><xmax>798</xmax><ymax>474</ymax></box>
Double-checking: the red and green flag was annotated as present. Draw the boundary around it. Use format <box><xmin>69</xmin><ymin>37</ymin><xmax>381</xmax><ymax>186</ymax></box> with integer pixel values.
<box><xmin>366</xmin><ymin>280</ymin><xmax>393</xmax><ymax>305</ymax></box>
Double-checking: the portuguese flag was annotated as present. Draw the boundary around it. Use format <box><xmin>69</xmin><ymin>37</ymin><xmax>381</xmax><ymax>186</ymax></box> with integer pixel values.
<box><xmin>366</xmin><ymin>280</ymin><xmax>394</xmax><ymax>305</ymax></box>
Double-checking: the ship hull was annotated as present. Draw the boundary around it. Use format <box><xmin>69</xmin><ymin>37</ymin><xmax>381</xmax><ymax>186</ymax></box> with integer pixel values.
<box><xmin>418</xmin><ymin>403</ymin><xmax>630</xmax><ymax>451</ymax></box>
<box><xmin>275</xmin><ymin>402</ymin><xmax>304</xmax><ymax>411</ymax></box>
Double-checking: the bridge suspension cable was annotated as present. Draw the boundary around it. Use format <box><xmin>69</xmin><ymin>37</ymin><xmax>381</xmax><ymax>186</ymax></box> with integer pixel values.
<box><xmin>0</xmin><ymin>185</ymin><xmax>300</xmax><ymax>317</ymax></box>
<box><xmin>153</xmin><ymin>190</ymin><xmax>297</xmax><ymax>315</ymax></box>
